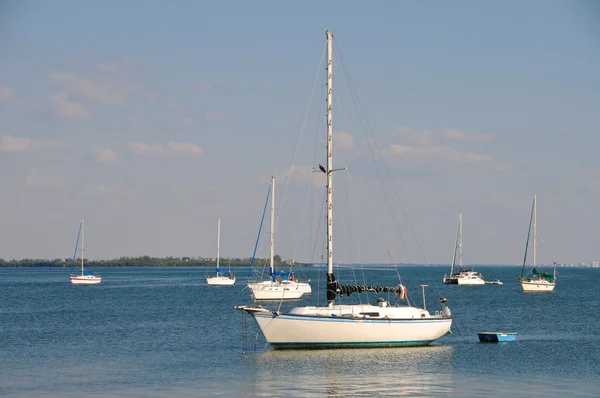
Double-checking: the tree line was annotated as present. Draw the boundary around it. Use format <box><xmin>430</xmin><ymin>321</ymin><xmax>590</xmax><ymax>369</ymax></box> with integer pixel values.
<box><xmin>0</xmin><ymin>254</ymin><xmax>307</xmax><ymax>268</ymax></box>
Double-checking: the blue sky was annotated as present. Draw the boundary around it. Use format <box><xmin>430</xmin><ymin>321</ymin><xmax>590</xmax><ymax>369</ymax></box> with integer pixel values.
<box><xmin>1</xmin><ymin>1</ymin><xmax>598</xmax><ymax>265</ymax></box>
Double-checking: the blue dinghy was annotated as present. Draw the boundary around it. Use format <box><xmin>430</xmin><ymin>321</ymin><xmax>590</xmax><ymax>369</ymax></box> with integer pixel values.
<box><xmin>478</xmin><ymin>332</ymin><xmax>517</xmax><ymax>343</ymax></box>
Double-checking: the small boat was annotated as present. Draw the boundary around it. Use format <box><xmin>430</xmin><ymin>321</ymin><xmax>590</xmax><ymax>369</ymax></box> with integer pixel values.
<box><xmin>443</xmin><ymin>211</ymin><xmax>486</xmax><ymax>285</ymax></box>
<box><xmin>485</xmin><ymin>279</ymin><xmax>503</xmax><ymax>285</ymax></box>
<box><xmin>247</xmin><ymin>177</ymin><xmax>308</xmax><ymax>300</ymax></box>
<box><xmin>69</xmin><ymin>218</ymin><xmax>102</xmax><ymax>285</ymax></box>
<box><xmin>518</xmin><ymin>194</ymin><xmax>556</xmax><ymax>292</ymax></box>
<box><xmin>206</xmin><ymin>218</ymin><xmax>236</xmax><ymax>286</ymax></box>
<box><xmin>478</xmin><ymin>332</ymin><xmax>517</xmax><ymax>342</ymax></box>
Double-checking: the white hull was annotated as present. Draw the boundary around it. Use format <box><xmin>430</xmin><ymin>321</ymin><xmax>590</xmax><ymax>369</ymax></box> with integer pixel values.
<box><xmin>249</xmin><ymin>304</ymin><xmax>452</xmax><ymax>349</ymax></box>
<box><xmin>70</xmin><ymin>275</ymin><xmax>102</xmax><ymax>285</ymax></box>
<box><xmin>248</xmin><ymin>281</ymin><xmax>305</xmax><ymax>300</ymax></box>
<box><xmin>520</xmin><ymin>279</ymin><xmax>555</xmax><ymax>292</ymax></box>
<box><xmin>456</xmin><ymin>277</ymin><xmax>485</xmax><ymax>285</ymax></box>
<box><xmin>206</xmin><ymin>276</ymin><xmax>236</xmax><ymax>286</ymax></box>
<box><xmin>443</xmin><ymin>271</ymin><xmax>485</xmax><ymax>285</ymax></box>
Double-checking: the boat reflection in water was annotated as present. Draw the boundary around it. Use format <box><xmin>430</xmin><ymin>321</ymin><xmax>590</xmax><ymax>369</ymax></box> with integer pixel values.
<box><xmin>250</xmin><ymin>346</ymin><xmax>453</xmax><ymax>397</ymax></box>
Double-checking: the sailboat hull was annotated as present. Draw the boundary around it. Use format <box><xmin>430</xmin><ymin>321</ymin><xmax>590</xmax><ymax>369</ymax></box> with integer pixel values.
<box><xmin>520</xmin><ymin>280</ymin><xmax>555</xmax><ymax>292</ymax></box>
<box><xmin>70</xmin><ymin>275</ymin><xmax>101</xmax><ymax>285</ymax></box>
<box><xmin>250</xmin><ymin>306</ymin><xmax>452</xmax><ymax>349</ymax></box>
<box><xmin>248</xmin><ymin>282</ymin><xmax>304</xmax><ymax>300</ymax></box>
<box><xmin>206</xmin><ymin>276</ymin><xmax>236</xmax><ymax>286</ymax></box>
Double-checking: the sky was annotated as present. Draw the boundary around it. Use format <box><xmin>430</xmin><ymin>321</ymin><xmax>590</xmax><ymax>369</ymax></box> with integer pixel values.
<box><xmin>0</xmin><ymin>1</ymin><xmax>599</xmax><ymax>265</ymax></box>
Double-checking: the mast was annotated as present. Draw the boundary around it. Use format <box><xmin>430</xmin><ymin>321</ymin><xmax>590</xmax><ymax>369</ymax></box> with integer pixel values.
<box><xmin>216</xmin><ymin>218</ymin><xmax>221</xmax><ymax>271</ymax></box>
<box><xmin>81</xmin><ymin>217</ymin><xmax>84</xmax><ymax>275</ymax></box>
<box><xmin>459</xmin><ymin>210</ymin><xmax>463</xmax><ymax>271</ymax></box>
<box><xmin>326</xmin><ymin>30</ymin><xmax>334</xmax><ymax>307</ymax></box>
<box><xmin>533</xmin><ymin>193</ymin><xmax>536</xmax><ymax>270</ymax></box>
<box><xmin>520</xmin><ymin>194</ymin><xmax>535</xmax><ymax>278</ymax></box>
<box><xmin>270</xmin><ymin>176</ymin><xmax>275</xmax><ymax>277</ymax></box>
<box><xmin>450</xmin><ymin>211</ymin><xmax>460</xmax><ymax>276</ymax></box>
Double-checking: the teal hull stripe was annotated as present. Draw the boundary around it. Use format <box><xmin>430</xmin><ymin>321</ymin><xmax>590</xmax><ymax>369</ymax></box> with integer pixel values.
<box><xmin>270</xmin><ymin>340</ymin><xmax>433</xmax><ymax>349</ymax></box>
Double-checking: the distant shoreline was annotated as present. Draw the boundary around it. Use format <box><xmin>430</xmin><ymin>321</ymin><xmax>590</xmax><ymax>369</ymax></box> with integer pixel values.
<box><xmin>0</xmin><ymin>257</ymin><xmax>594</xmax><ymax>268</ymax></box>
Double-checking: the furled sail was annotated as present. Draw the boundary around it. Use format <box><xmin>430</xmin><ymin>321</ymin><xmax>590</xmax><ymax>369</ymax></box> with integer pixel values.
<box><xmin>327</xmin><ymin>273</ymin><xmax>406</xmax><ymax>303</ymax></box>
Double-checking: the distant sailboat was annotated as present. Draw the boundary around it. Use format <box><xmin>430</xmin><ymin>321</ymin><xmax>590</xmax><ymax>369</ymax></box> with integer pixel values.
<box><xmin>443</xmin><ymin>211</ymin><xmax>485</xmax><ymax>285</ymax></box>
<box><xmin>247</xmin><ymin>177</ymin><xmax>308</xmax><ymax>300</ymax></box>
<box><xmin>518</xmin><ymin>194</ymin><xmax>556</xmax><ymax>292</ymax></box>
<box><xmin>206</xmin><ymin>218</ymin><xmax>236</xmax><ymax>286</ymax></box>
<box><xmin>69</xmin><ymin>218</ymin><xmax>102</xmax><ymax>285</ymax></box>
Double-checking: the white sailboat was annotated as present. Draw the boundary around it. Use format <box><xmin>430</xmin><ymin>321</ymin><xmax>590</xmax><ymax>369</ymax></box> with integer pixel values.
<box><xmin>206</xmin><ymin>218</ymin><xmax>236</xmax><ymax>286</ymax></box>
<box><xmin>69</xmin><ymin>218</ymin><xmax>102</xmax><ymax>285</ymax></box>
<box><xmin>443</xmin><ymin>211</ymin><xmax>485</xmax><ymax>285</ymax></box>
<box><xmin>247</xmin><ymin>177</ymin><xmax>308</xmax><ymax>300</ymax></box>
<box><xmin>236</xmin><ymin>30</ymin><xmax>452</xmax><ymax>349</ymax></box>
<box><xmin>519</xmin><ymin>194</ymin><xmax>556</xmax><ymax>292</ymax></box>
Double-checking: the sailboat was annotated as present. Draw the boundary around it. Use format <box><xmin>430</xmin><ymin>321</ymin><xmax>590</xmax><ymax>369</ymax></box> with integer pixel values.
<box><xmin>236</xmin><ymin>30</ymin><xmax>452</xmax><ymax>348</ymax></box>
<box><xmin>69</xmin><ymin>218</ymin><xmax>102</xmax><ymax>285</ymax></box>
<box><xmin>206</xmin><ymin>218</ymin><xmax>236</xmax><ymax>286</ymax></box>
<box><xmin>518</xmin><ymin>194</ymin><xmax>556</xmax><ymax>292</ymax></box>
<box><xmin>247</xmin><ymin>177</ymin><xmax>308</xmax><ymax>300</ymax></box>
<box><xmin>443</xmin><ymin>211</ymin><xmax>486</xmax><ymax>285</ymax></box>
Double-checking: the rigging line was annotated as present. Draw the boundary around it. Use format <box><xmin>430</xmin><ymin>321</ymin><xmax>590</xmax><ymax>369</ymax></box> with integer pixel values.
<box><xmin>333</xmin><ymin>41</ymin><xmax>413</xmax><ymax>265</ymax></box>
<box><xmin>386</xmin><ymin>249</ymin><xmax>412</xmax><ymax>306</ymax></box>
<box><xmin>274</xmin><ymin>40</ymin><xmax>326</xmax><ymax>236</ymax></box>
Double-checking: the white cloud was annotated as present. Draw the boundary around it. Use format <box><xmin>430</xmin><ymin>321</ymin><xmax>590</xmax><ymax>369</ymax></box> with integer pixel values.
<box><xmin>92</xmin><ymin>147</ymin><xmax>119</xmax><ymax>163</ymax></box>
<box><xmin>396</xmin><ymin>126</ymin><xmax>495</xmax><ymax>144</ymax></box>
<box><xmin>25</xmin><ymin>169</ymin><xmax>64</xmax><ymax>188</ymax></box>
<box><xmin>198</xmin><ymin>83</ymin><xmax>213</xmax><ymax>91</ymax></box>
<box><xmin>129</xmin><ymin>142</ymin><xmax>204</xmax><ymax>157</ymax></box>
<box><xmin>334</xmin><ymin>131</ymin><xmax>355</xmax><ymax>150</ymax></box>
<box><xmin>0</xmin><ymin>86</ymin><xmax>14</xmax><ymax>100</ymax></box>
<box><xmin>97</xmin><ymin>59</ymin><xmax>132</xmax><ymax>73</ymax></box>
<box><xmin>386</xmin><ymin>144</ymin><xmax>509</xmax><ymax>171</ymax></box>
<box><xmin>204</xmin><ymin>112</ymin><xmax>224</xmax><ymax>120</ymax></box>
<box><xmin>82</xmin><ymin>184</ymin><xmax>109</xmax><ymax>196</ymax></box>
<box><xmin>49</xmin><ymin>73</ymin><xmax>140</xmax><ymax>106</ymax></box>
<box><xmin>50</xmin><ymin>92</ymin><xmax>91</xmax><ymax>118</ymax></box>
<box><xmin>0</xmin><ymin>135</ymin><xmax>62</xmax><ymax>153</ymax></box>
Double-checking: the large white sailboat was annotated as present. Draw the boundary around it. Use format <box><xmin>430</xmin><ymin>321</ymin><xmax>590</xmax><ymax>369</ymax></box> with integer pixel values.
<box><xmin>236</xmin><ymin>30</ymin><xmax>452</xmax><ymax>349</ymax></box>
<box><xmin>519</xmin><ymin>194</ymin><xmax>556</xmax><ymax>292</ymax></box>
<box><xmin>443</xmin><ymin>211</ymin><xmax>485</xmax><ymax>285</ymax></box>
<box><xmin>69</xmin><ymin>218</ymin><xmax>102</xmax><ymax>285</ymax></box>
<box><xmin>206</xmin><ymin>218</ymin><xmax>236</xmax><ymax>286</ymax></box>
<box><xmin>247</xmin><ymin>177</ymin><xmax>308</xmax><ymax>300</ymax></box>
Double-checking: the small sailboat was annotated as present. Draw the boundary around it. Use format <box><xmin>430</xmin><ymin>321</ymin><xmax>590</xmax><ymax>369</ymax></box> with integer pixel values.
<box><xmin>443</xmin><ymin>211</ymin><xmax>486</xmax><ymax>285</ymax></box>
<box><xmin>69</xmin><ymin>218</ymin><xmax>101</xmax><ymax>285</ymax></box>
<box><xmin>206</xmin><ymin>218</ymin><xmax>236</xmax><ymax>286</ymax></box>
<box><xmin>247</xmin><ymin>177</ymin><xmax>308</xmax><ymax>300</ymax></box>
<box><xmin>236</xmin><ymin>30</ymin><xmax>452</xmax><ymax>349</ymax></box>
<box><xmin>518</xmin><ymin>194</ymin><xmax>556</xmax><ymax>292</ymax></box>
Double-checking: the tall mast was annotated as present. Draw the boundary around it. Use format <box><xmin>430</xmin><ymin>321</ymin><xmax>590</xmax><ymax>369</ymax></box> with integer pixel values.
<box><xmin>270</xmin><ymin>176</ymin><xmax>275</xmax><ymax>276</ymax></box>
<box><xmin>81</xmin><ymin>217</ymin><xmax>84</xmax><ymax>275</ymax></box>
<box><xmin>449</xmin><ymin>212</ymin><xmax>460</xmax><ymax>276</ymax></box>
<box><xmin>216</xmin><ymin>218</ymin><xmax>221</xmax><ymax>270</ymax></box>
<box><xmin>533</xmin><ymin>193</ymin><xmax>536</xmax><ymax>269</ymax></box>
<box><xmin>325</xmin><ymin>30</ymin><xmax>334</xmax><ymax>307</ymax></box>
<box><xmin>459</xmin><ymin>210</ymin><xmax>463</xmax><ymax>271</ymax></box>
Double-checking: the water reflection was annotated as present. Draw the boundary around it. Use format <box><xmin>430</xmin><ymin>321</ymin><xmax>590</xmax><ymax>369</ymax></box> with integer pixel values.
<box><xmin>250</xmin><ymin>345</ymin><xmax>453</xmax><ymax>397</ymax></box>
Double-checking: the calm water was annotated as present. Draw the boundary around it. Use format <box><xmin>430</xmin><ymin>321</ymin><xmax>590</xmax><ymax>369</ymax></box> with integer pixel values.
<box><xmin>1</xmin><ymin>266</ymin><xmax>599</xmax><ymax>397</ymax></box>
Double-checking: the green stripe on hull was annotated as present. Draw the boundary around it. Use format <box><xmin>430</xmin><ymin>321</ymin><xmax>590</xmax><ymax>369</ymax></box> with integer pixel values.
<box><xmin>270</xmin><ymin>340</ymin><xmax>434</xmax><ymax>349</ymax></box>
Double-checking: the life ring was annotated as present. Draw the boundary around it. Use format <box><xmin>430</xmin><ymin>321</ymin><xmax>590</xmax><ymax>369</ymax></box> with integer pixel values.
<box><xmin>290</xmin><ymin>274</ymin><xmax>295</xmax><ymax>282</ymax></box>
<box><xmin>397</xmin><ymin>284</ymin><xmax>407</xmax><ymax>300</ymax></box>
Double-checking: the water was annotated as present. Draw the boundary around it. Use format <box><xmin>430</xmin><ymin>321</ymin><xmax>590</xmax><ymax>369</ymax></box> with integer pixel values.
<box><xmin>1</xmin><ymin>266</ymin><xmax>599</xmax><ymax>397</ymax></box>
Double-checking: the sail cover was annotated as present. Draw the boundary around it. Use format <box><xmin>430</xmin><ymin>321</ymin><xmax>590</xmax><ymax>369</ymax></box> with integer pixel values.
<box><xmin>327</xmin><ymin>273</ymin><xmax>405</xmax><ymax>302</ymax></box>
